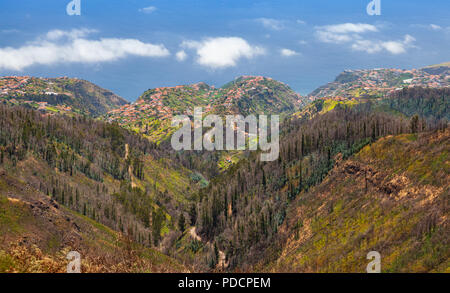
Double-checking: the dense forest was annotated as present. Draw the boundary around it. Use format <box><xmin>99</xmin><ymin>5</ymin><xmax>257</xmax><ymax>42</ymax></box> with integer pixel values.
<box><xmin>0</xmin><ymin>84</ymin><xmax>448</xmax><ymax>272</ymax></box>
<box><xmin>384</xmin><ymin>87</ymin><xmax>449</xmax><ymax>120</ymax></box>
<box><xmin>193</xmin><ymin>99</ymin><xmax>448</xmax><ymax>268</ymax></box>
<box><xmin>0</xmin><ymin>104</ymin><xmax>194</xmax><ymax>250</ymax></box>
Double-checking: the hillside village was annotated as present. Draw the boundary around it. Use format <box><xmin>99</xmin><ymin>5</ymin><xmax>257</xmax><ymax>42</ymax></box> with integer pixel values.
<box><xmin>0</xmin><ymin>76</ymin><xmax>75</xmax><ymax>114</ymax></box>
<box><xmin>0</xmin><ymin>76</ymin><xmax>75</xmax><ymax>96</ymax></box>
<box><xmin>0</xmin><ymin>76</ymin><xmax>127</xmax><ymax>116</ymax></box>
<box><xmin>1</xmin><ymin>67</ymin><xmax>448</xmax><ymax>136</ymax></box>
<box><xmin>106</xmin><ymin>66</ymin><xmax>449</xmax><ymax>136</ymax></box>
<box><xmin>0</xmin><ymin>76</ymin><xmax>31</xmax><ymax>96</ymax></box>
<box><xmin>309</xmin><ymin>68</ymin><xmax>450</xmax><ymax>100</ymax></box>
<box><xmin>106</xmin><ymin>83</ymin><xmax>214</xmax><ymax>125</ymax></box>
<box><xmin>106</xmin><ymin>76</ymin><xmax>303</xmax><ymax>128</ymax></box>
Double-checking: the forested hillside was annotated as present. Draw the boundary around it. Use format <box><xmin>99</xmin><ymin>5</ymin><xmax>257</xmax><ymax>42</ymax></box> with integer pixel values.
<box><xmin>192</xmin><ymin>94</ymin><xmax>448</xmax><ymax>270</ymax></box>
<box><xmin>382</xmin><ymin>87</ymin><xmax>449</xmax><ymax>120</ymax></box>
<box><xmin>0</xmin><ymin>104</ymin><xmax>201</xmax><ymax>270</ymax></box>
<box><xmin>0</xmin><ymin>172</ymin><xmax>186</xmax><ymax>273</ymax></box>
<box><xmin>0</xmin><ymin>71</ymin><xmax>448</xmax><ymax>273</ymax></box>
<box><xmin>264</xmin><ymin>129</ymin><xmax>449</xmax><ymax>272</ymax></box>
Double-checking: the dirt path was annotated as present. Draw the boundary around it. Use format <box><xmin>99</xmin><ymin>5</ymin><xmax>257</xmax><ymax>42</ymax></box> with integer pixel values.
<box><xmin>189</xmin><ymin>227</ymin><xmax>202</xmax><ymax>242</ymax></box>
<box><xmin>217</xmin><ymin>250</ymin><xmax>227</xmax><ymax>269</ymax></box>
<box><xmin>189</xmin><ymin>227</ymin><xmax>229</xmax><ymax>269</ymax></box>
<box><xmin>125</xmin><ymin>144</ymin><xmax>137</xmax><ymax>188</ymax></box>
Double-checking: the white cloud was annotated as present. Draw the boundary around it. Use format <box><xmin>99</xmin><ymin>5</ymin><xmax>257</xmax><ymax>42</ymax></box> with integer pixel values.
<box><xmin>46</xmin><ymin>28</ymin><xmax>97</xmax><ymax>40</ymax></box>
<box><xmin>176</xmin><ymin>50</ymin><xmax>187</xmax><ymax>61</ymax></box>
<box><xmin>430</xmin><ymin>24</ymin><xmax>442</xmax><ymax>30</ymax></box>
<box><xmin>139</xmin><ymin>6</ymin><xmax>157</xmax><ymax>14</ymax></box>
<box><xmin>317</xmin><ymin>23</ymin><xmax>378</xmax><ymax>34</ymax></box>
<box><xmin>411</xmin><ymin>24</ymin><xmax>445</xmax><ymax>31</ymax></box>
<box><xmin>403</xmin><ymin>34</ymin><xmax>415</xmax><ymax>45</ymax></box>
<box><xmin>296</xmin><ymin>20</ymin><xmax>307</xmax><ymax>25</ymax></box>
<box><xmin>316</xmin><ymin>31</ymin><xmax>354</xmax><ymax>44</ymax></box>
<box><xmin>0</xmin><ymin>29</ymin><xmax>170</xmax><ymax>71</ymax></box>
<box><xmin>381</xmin><ymin>41</ymin><xmax>408</xmax><ymax>54</ymax></box>
<box><xmin>255</xmin><ymin>18</ymin><xmax>284</xmax><ymax>31</ymax></box>
<box><xmin>315</xmin><ymin>23</ymin><xmax>378</xmax><ymax>44</ymax></box>
<box><xmin>280</xmin><ymin>48</ymin><xmax>299</xmax><ymax>57</ymax></box>
<box><xmin>352</xmin><ymin>35</ymin><xmax>416</xmax><ymax>55</ymax></box>
<box><xmin>315</xmin><ymin>23</ymin><xmax>415</xmax><ymax>55</ymax></box>
<box><xmin>182</xmin><ymin>37</ymin><xmax>265</xmax><ymax>69</ymax></box>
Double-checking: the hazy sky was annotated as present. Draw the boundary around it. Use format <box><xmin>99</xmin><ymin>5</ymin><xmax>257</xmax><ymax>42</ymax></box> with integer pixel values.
<box><xmin>0</xmin><ymin>0</ymin><xmax>449</xmax><ymax>101</ymax></box>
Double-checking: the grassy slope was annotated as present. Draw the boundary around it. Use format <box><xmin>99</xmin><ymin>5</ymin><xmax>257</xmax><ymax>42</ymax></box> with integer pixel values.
<box><xmin>261</xmin><ymin>129</ymin><xmax>449</xmax><ymax>273</ymax></box>
<box><xmin>0</xmin><ymin>172</ymin><xmax>186</xmax><ymax>273</ymax></box>
<box><xmin>293</xmin><ymin>98</ymin><xmax>359</xmax><ymax>121</ymax></box>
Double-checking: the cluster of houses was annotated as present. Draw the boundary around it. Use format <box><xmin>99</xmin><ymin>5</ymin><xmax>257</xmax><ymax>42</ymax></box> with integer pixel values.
<box><xmin>0</xmin><ymin>76</ymin><xmax>65</xmax><ymax>98</ymax></box>
<box><xmin>0</xmin><ymin>76</ymin><xmax>73</xmax><ymax>115</ymax></box>
<box><xmin>106</xmin><ymin>82</ymin><xmax>225</xmax><ymax>126</ymax></box>
<box><xmin>107</xmin><ymin>86</ymin><xmax>190</xmax><ymax>124</ymax></box>
<box><xmin>0</xmin><ymin>76</ymin><xmax>30</xmax><ymax>96</ymax></box>
<box><xmin>310</xmin><ymin>68</ymin><xmax>450</xmax><ymax>99</ymax></box>
<box><xmin>223</xmin><ymin>76</ymin><xmax>273</xmax><ymax>107</ymax></box>
<box><xmin>106</xmin><ymin>76</ymin><xmax>307</xmax><ymax>131</ymax></box>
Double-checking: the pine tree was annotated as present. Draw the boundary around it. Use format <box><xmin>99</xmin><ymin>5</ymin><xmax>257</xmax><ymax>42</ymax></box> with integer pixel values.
<box><xmin>189</xmin><ymin>204</ymin><xmax>197</xmax><ymax>226</ymax></box>
<box><xmin>411</xmin><ymin>115</ymin><xmax>419</xmax><ymax>133</ymax></box>
<box><xmin>178</xmin><ymin>213</ymin><xmax>186</xmax><ymax>232</ymax></box>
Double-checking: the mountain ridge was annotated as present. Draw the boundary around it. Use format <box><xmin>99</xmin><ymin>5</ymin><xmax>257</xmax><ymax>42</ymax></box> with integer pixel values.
<box><xmin>105</xmin><ymin>75</ymin><xmax>307</xmax><ymax>142</ymax></box>
<box><xmin>308</xmin><ymin>64</ymin><xmax>449</xmax><ymax>99</ymax></box>
<box><xmin>0</xmin><ymin>76</ymin><xmax>128</xmax><ymax>116</ymax></box>
<box><xmin>0</xmin><ymin>64</ymin><xmax>448</xmax><ymax>273</ymax></box>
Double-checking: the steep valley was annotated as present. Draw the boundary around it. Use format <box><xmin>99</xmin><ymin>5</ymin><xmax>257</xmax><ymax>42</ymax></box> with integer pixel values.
<box><xmin>262</xmin><ymin>130</ymin><xmax>449</xmax><ymax>273</ymax></box>
<box><xmin>0</xmin><ymin>64</ymin><xmax>448</xmax><ymax>273</ymax></box>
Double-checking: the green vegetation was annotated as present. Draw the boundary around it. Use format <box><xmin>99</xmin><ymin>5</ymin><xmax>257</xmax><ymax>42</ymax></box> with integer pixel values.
<box><xmin>265</xmin><ymin>129</ymin><xmax>449</xmax><ymax>272</ymax></box>
<box><xmin>0</xmin><ymin>70</ymin><xmax>448</xmax><ymax>273</ymax></box>
<box><xmin>382</xmin><ymin>87</ymin><xmax>450</xmax><ymax>120</ymax></box>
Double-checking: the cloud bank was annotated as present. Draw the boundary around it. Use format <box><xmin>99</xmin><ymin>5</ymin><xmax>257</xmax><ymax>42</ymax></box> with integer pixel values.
<box><xmin>182</xmin><ymin>37</ymin><xmax>265</xmax><ymax>69</ymax></box>
<box><xmin>351</xmin><ymin>35</ymin><xmax>415</xmax><ymax>55</ymax></box>
<box><xmin>315</xmin><ymin>23</ymin><xmax>378</xmax><ymax>44</ymax></box>
<box><xmin>315</xmin><ymin>23</ymin><xmax>415</xmax><ymax>54</ymax></box>
<box><xmin>0</xmin><ymin>29</ymin><xmax>170</xmax><ymax>71</ymax></box>
<box><xmin>45</xmin><ymin>28</ymin><xmax>97</xmax><ymax>40</ymax></box>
